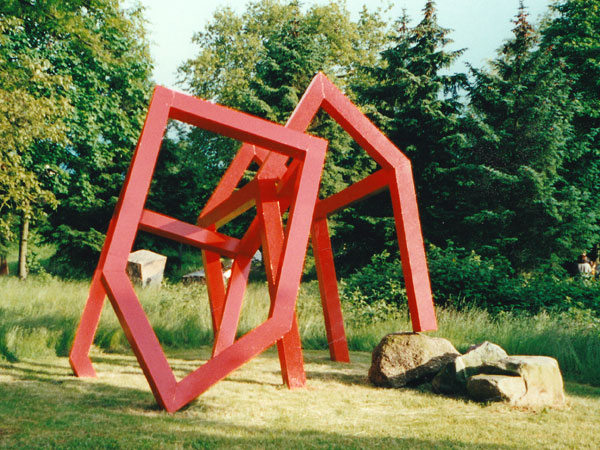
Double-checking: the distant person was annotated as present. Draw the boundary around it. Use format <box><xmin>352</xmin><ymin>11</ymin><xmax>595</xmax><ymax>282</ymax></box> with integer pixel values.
<box><xmin>589</xmin><ymin>245</ymin><xmax>600</xmax><ymax>279</ymax></box>
<box><xmin>577</xmin><ymin>252</ymin><xmax>593</xmax><ymax>278</ymax></box>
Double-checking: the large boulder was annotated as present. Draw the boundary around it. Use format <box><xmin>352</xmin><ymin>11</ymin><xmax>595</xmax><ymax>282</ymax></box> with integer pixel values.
<box><xmin>369</xmin><ymin>333</ymin><xmax>459</xmax><ymax>388</ymax></box>
<box><xmin>432</xmin><ymin>341</ymin><xmax>508</xmax><ymax>394</ymax></box>
<box><xmin>478</xmin><ymin>355</ymin><xmax>566</xmax><ymax>408</ymax></box>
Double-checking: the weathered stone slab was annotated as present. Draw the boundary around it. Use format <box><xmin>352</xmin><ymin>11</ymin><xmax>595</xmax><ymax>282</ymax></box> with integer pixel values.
<box><xmin>480</xmin><ymin>355</ymin><xmax>566</xmax><ymax>408</ymax></box>
<box><xmin>183</xmin><ymin>252</ymin><xmax>259</xmax><ymax>283</ymax></box>
<box><xmin>126</xmin><ymin>249</ymin><xmax>167</xmax><ymax>288</ymax></box>
<box><xmin>432</xmin><ymin>341</ymin><xmax>508</xmax><ymax>394</ymax></box>
<box><xmin>369</xmin><ymin>332</ymin><xmax>459</xmax><ymax>388</ymax></box>
<box><xmin>183</xmin><ymin>268</ymin><xmax>232</xmax><ymax>284</ymax></box>
<box><xmin>467</xmin><ymin>374</ymin><xmax>527</xmax><ymax>403</ymax></box>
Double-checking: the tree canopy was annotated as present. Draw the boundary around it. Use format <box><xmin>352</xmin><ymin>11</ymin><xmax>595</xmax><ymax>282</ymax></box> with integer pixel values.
<box><xmin>354</xmin><ymin>1</ymin><xmax>467</xmax><ymax>250</ymax></box>
<box><xmin>2</xmin><ymin>0</ymin><xmax>600</xmax><ymax>282</ymax></box>
<box><xmin>451</xmin><ymin>3</ymin><xmax>589</xmax><ymax>270</ymax></box>
<box><xmin>0</xmin><ymin>3</ymin><xmax>73</xmax><ymax>257</ymax></box>
<box><xmin>173</xmin><ymin>0</ymin><xmax>389</xmax><ymax>260</ymax></box>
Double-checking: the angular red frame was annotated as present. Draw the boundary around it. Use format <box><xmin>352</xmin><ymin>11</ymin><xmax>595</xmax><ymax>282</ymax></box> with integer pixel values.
<box><xmin>69</xmin><ymin>86</ymin><xmax>327</xmax><ymax>412</ymax></box>
<box><xmin>70</xmin><ymin>73</ymin><xmax>437</xmax><ymax>412</ymax></box>
<box><xmin>200</xmin><ymin>73</ymin><xmax>437</xmax><ymax>369</ymax></box>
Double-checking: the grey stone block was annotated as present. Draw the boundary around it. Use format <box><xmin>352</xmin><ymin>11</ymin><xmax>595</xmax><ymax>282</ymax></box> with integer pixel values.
<box><xmin>126</xmin><ymin>249</ymin><xmax>167</xmax><ymax>288</ymax></box>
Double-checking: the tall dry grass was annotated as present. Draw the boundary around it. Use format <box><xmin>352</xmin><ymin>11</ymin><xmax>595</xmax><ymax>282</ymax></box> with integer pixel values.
<box><xmin>1</xmin><ymin>275</ymin><xmax>598</xmax><ymax>385</ymax></box>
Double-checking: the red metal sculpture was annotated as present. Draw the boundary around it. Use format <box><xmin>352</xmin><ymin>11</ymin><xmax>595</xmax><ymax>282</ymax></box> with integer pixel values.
<box><xmin>69</xmin><ymin>73</ymin><xmax>436</xmax><ymax>412</ymax></box>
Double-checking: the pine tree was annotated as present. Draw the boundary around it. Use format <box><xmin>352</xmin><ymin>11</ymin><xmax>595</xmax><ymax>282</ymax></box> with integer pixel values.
<box><xmin>458</xmin><ymin>2</ymin><xmax>589</xmax><ymax>270</ymax></box>
<box><xmin>541</xmin><ymin>0</ymin><xmax>600</xmax><ymax>247</ymax></box>
<box><xmin>354</xmin><ymin>1</ymin><xmax>467</xmax><ymax>247</ymax></box>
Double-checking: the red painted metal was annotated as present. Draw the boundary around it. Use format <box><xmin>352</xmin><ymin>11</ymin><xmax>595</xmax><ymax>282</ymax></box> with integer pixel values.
<box><xmin>70</xmin><ymin>72</ymin><xmax>436</xmax><ymax>412</ymax></box>
<box><xmin>200</xmin><ymin>72</ymin><xmax>437</xmax><ymax>362</ymax></box>
<box><xmin>70</xmin><ymin>85</ymin><xmax>326</xmax><ymax>412</ymax></box>
<box><xmin>202</xmin><ymin>244</ymin><xmax>227</xmax><ymax>337</ymax></box>
<box><xmin>311</xmin><ymin>218</ymin><xmax>350</xmax><ymax>362</ymax></box>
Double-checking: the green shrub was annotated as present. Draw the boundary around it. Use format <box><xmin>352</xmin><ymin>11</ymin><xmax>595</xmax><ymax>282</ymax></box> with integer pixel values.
<box><xmin>50</xmin><ymin>225</ymin><xmax>105</xmax><ymax>278</ymax></box>
<box><xmin>426</xmin><ymin>243</ymin><xmax>514</xmax><ymax>308</ymax></box>
<box><xmin>340</xmin><ymin>243</ymin><xmax>600</xmax><ymax>316</ymax></box>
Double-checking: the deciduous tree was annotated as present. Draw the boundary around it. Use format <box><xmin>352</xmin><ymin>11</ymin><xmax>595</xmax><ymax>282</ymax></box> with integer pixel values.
<box><xmin>0</xmin><ymin>10</ymin><xmax>72</xmax><ymax>277</ymax></box>
<box><xmin>175</xmin><ymin>0</ymin><xmax>389</xmax><ymax>270</ymax></box>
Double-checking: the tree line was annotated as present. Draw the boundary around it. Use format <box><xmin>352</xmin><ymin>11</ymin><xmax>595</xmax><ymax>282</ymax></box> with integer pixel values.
<box><xmin>1</xmin><ymin>0</ymin><xmax>599</xmax><ymax>281</ymax></box>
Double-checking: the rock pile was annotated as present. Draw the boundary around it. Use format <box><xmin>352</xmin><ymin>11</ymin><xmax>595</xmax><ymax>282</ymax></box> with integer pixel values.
<box><xmin>369</xmin><ymin>333</ymin><xmax>566</xmax><ymax>409</ymax></box>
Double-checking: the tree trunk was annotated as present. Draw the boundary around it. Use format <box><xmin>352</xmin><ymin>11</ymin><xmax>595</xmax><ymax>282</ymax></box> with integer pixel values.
<box><xmin>0</xmin><ymin>255</ymin><xmax>8</xmax><ymax>275</ymax></box>
<box><xmin>18</xmin><ymin>215</ymin><xmax>29</xmax><ymax>280</ymax></box>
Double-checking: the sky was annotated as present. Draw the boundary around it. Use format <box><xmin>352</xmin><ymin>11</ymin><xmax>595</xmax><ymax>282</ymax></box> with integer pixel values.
<box><xmin>127</xmin><ymin>0</ymin><xmax>553</xmax><ymax>90</ymax></box>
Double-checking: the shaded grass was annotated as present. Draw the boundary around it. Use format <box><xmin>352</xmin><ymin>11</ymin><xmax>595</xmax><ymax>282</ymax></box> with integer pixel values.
<box><xmin>1</xmin><ymin>276</ymin><xmax>599</xmax><ymax>386</ymax></box>
<box><xmin>0</xmin><ymin>349</ymin><xmax>599</xmax><ymax>449</ymax></box>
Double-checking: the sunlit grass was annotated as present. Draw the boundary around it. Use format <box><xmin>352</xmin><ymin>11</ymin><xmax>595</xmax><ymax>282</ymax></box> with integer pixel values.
<box><xmin>431</xmin><ymin>307</ymin><xmax>600</xmax><ymax>385</ymax></box>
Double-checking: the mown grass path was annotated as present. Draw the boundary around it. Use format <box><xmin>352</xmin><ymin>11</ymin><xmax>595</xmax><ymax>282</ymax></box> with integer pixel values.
<box><xmin>1</xmin><ymin>348</ymin><xmax>598</xmax><ymax>449</ymax></box>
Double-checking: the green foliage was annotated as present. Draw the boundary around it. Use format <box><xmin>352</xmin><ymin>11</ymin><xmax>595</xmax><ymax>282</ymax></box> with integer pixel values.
<box><xmin>426</xmin><ymin>243</ymin><xmax>600</xmax><ymax>314</ymax></box>
<box><xmin>146</xmin><ymin>134</ymin><xmax>219</xmax><ymax>225</ymax></box>
<box><xmin>354</xmin><ymin>2</ymin><xmax>467</xmax><ymax>247</ymax></box>
<box><xmin>341</xmin><ymin>242</ymin><xmax>600</xmax><ymax>317</ymax></box>
<box><xmin>0</xmin><ymin>12</ymin><xmax>70</xmax><ymax>248</ymax></box>
<box><xmin>170</xmin><ymin>0</ymin><xmax>392</xmax><ymax>272</ymax></box>
<box><xmin>25</xmin><ymin>247</ymin><xmax>50</xmax><ymax>279</ymax></box>
<box><xmin>426</xmin><ymin>243</ymin><xmax>514</xmax><ymax>308</ymax></box>
<box><xmin>162</xmin><ymin>0</ymin><xmax>600</xmax><ymax>280</ymax></box>
<box><xmin>51</xmin><ymin>225</ymin><xmax>105</xmax><ymax>278</ymax></box>
<box><xmin>542</xmin><ymin>0</ymin><xmax>600</xmax><ymax>226</ymax></box>
<box><xmin>45</xmin><ymin>1</ymin><xmax>153</xmax><ymax>271</ymax></box>
<box><xmin>179</xmin><ymin>0</ymin><xmax>382</xmax><ymax>107</ymax></box>
<box><xmin>339</xmin><ymin>250</ymin><xmax>407</xmax><ymax>323</ymax></box>
<box><xmin>5</xmin><ymin>0</ymin><xmax>600</xmax><ymax>320</ymax></box>
<box><xmin>454</xmin><ymin>4</ymin><xmax>592</xmax><ymax>270</ymax></box>
<box><xmin>0</xmin><ymin>1</ymin><xmax>153</xmax><ymax>273</ymax></box>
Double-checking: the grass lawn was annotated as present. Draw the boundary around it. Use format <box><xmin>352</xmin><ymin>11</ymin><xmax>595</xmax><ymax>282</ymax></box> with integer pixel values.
<box><xmin>1</xmin><ymin>269</ymin><xmax>599</xmax><ymax>448</ymax></box>
<box><xmin>1</xmin><ymin>346</ymin><xmax>599</xmax><ymax>449</ymax></box>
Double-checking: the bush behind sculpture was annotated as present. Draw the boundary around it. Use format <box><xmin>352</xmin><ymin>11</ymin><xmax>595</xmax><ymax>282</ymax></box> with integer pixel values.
<box><xmin>341</xmin><ymin>243</ymin><xmax>600</xmax><ymax>316</ymax></box>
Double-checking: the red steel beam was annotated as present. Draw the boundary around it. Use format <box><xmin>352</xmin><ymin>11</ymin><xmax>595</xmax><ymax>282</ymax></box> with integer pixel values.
<box><xmin>139</xmin><ymin>209</ymin><xmax>240</xmax><ymax>258</ymax></box>
<box><xmin>313</xmin><ymin>169</ymin><xmax>390</xmax><ymax>220</ymax></box>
